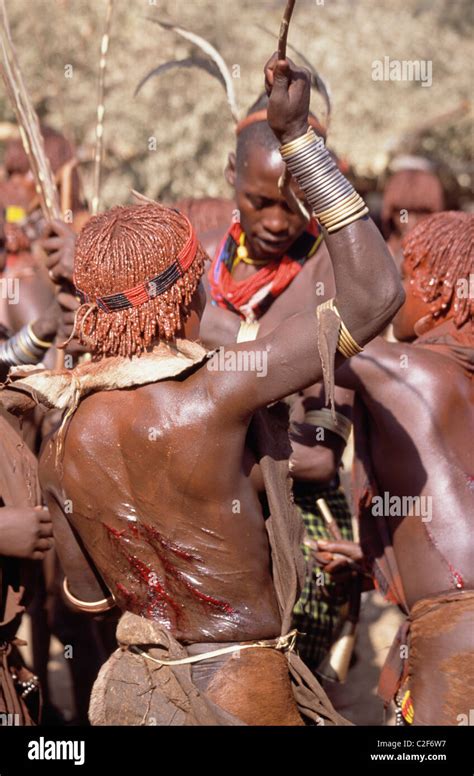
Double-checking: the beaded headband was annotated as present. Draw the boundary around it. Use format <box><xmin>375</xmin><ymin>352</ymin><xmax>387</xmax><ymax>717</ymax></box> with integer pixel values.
<box><xmin>74</xmin><ymin>214</ymin><xmax>199</xmax><ymax>313</ymax></box>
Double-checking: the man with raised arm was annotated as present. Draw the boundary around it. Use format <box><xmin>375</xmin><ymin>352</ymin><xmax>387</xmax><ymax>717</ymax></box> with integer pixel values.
<box><xmin>4</xmin><ymin>54</ymin><xmax>403</xmax><ymax>726</ymax></box>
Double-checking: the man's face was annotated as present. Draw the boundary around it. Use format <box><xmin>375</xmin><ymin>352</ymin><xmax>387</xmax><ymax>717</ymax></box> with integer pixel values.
<box><xmin>5</xmin><ymin>172</ymin><xmax>36</xmax><ymax>209</ymax></box>
<box><xmin>392</xmin><ymin>257</ymin><xmax>431</xmax><ymax>341</ymax></box>
<box><xmin>233</xmin><ymin>145</ymin><xmax>308</xmax><ymax>262</ymax></box>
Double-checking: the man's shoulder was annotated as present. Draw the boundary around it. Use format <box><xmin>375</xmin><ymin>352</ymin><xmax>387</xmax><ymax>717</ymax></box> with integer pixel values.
<box><xmin>68</xmin><ymin>388</ymin><xmax>129</xmax><ymax>442</ymax></box>
<box><xmin>70</xmin><ymin>369</ymin><xmax>213</xmax><ymax>438</ymax></box>
<box><xmin>360</xmin><ymin>337</ymin><xmax>468</xmax><ymax>398</ymax></box>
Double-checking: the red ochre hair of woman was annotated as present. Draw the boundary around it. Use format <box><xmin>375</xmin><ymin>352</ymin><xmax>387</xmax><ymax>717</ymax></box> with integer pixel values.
<box><xmin>402</xmin><ymin>210</ymin><xmax>473</xmax><ymax>328</ymax></box>
<box><xmin>73</xmin><ymin>204</ymin><xmax>206</xmax><ymax>358</ymax></box>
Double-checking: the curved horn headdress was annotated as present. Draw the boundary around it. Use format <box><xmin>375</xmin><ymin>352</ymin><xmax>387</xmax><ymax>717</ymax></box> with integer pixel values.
<box><xmin>137</xmin><ymin>18</ymin><xmax>239</xmax><ymax>124</ymax></box>
<box><xmin>135</xmin><ymin>3</ymin><xmax>330</xmax><ymax>223</ymax></box>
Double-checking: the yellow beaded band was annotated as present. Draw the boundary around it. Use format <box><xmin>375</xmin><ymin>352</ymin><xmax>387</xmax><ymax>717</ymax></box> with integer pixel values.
<box><xmin>317</xmin><ymin>298</ymin><xmax>363</xmax><ymax>358</ymax></box>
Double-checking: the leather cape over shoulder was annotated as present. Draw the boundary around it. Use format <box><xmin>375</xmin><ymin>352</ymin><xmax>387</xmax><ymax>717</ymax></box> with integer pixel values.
<box><xmin>0</xmin><ymin>339</ymin><xmax>211</xmax><ymax>414</ymax></box>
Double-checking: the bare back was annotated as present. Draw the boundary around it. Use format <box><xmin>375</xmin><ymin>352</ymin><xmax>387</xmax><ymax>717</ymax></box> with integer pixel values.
<box><xmin>339</xmin><ymin>337</ymin><xmax>474</xmax><ymax>608</ymax></box>
<box><xmin>41</xmin><ymin>369</ymin><xmax>281</xmax><ymax>644</ymax></box>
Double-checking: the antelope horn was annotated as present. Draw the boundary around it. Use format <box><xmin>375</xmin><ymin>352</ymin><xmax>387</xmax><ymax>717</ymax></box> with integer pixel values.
<box><xmin>145</xmin><ymin>18</ymin><xmax>239</xmax><ymax>124</ymax></box>
<box><xmin>131</xmin><ymin>189</ymin><xmax>158</xmax><ymax>205</ymax></box>
<box><xmin>135</xmin><ymin>56</ymin><xmax>225</xmax><ymax>98</ymax></box>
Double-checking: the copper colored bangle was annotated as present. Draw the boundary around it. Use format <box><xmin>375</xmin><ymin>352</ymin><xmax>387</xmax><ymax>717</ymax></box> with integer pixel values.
<box><xmin>321</xmin><ymin>202</ymin><xmax>367</xmax><ymax>229</ymax></box>
<box><xmin>27</xmin><ymin>323</ymin><xmax>53</xmax><ymax>350</ymax></box>
<box><xmin>287</xmin><ymin>154</ymin><xmax>332</xmax><ymax>180</ymax></box>
<box><xmin>285</xmin><ymin>141</ymin><xmax>329</xmax><ymax>167</ymax></box>
<box><xmin>288</xmin><ymin>156</ymin><xmax>337</xmax><ymax>183</ymax></box>
<box><xmin>311</xmin><ymin>187</ymin><xmax>357</xmax><ymax>216</ymax></box>
<box><xmin>316</xmin><ymin>298</ymin><xmax>363</xmax><ymax>358</ymax></box>
<box><xmin>326</xmin><ymin>206</ymin><xmax>369</xmax><ymax>234</ymax></box>
<box><xmin>317</xmin><ymin>192</ymin><xmax>362</xmax><ymax>221</ymax></box>
<box><xmin>15</xmin><ymin>334</ymin><xmax>37</xmax><ymax>361</ymax></box>
<box><xmin>63</xmin><ymin>577</ymin><xmax>115</xmax><ymax>613</ymax></box>
<box><xmin>283</xmin><ymin>136</ymin><xmax>365</xmax><ymax>226</ymax></box>
<box><xmin>338</xmin><ymin>330</ymin><xmax>363</xmax><ymax>358</ymax></box>
<box><xmin>299</xmin><ymin>175</ymin><xmax>347</xmax><ymax>201</ymax></box>
<box><xmin>280</xmin><ymin>127</ymin><xmax>317</xmax><ymax>158</ymax></box>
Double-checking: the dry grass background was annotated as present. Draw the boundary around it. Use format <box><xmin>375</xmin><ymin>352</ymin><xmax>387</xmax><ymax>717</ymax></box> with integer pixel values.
<box><xmin>1</xmin><ymin>0</ymin><xmax>472</xmax><ymax>208</ymax></box>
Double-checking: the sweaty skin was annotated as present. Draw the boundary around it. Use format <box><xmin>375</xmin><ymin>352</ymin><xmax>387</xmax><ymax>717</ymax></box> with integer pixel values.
<box><xmin>336</xmin><ymin>325</ymin><xmax>474</xmax><ymax>609</ymax></box>
<box><xmin>196</xmin><ymin>131</ymin><xmax>351</xmax><ymax>482</ymax></box>
<box><xmin>335</xmin><ymin>313</ymin><xmax>474</xmax><ymax>726</ymax></box>
<box><xmin>40</xmin><ymin>215</ymin><xmax>402</xmax><ymax>646</ymax></box>
<box><xmin>39</xmin><ymin>55</ymin><xmax>403</xmax><ymax>648</ymax></box>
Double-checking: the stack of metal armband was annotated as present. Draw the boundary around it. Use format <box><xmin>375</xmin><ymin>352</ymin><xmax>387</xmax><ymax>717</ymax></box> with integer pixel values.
<box><xmin>280</xmin><ymin>127</ymin><xmax>368</xmax><ymax>359</ymax></box>
<box><xmin>0</xmin><ymin>323</ymin><xmax>53</xmax><ymax>368</ymax></box>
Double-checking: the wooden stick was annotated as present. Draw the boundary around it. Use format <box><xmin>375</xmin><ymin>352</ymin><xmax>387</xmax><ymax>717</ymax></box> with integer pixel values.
<box><xmin>276</xmin><ymin>1</ymin><xmax>310</xmax><ymax>221</ymax></box>
<box><xmin>316</xmin><ymin>498</ymin><xmax>343</xmax><ymax>541</ymax></box>
<box><xmin>0</xmin><ymin>0</ymin><xmax>66</xmax><ymax>368</ymax></box>
<box><xmin>0</xmin><ymin>0</ymin><xmax>61</xmax><ymax>221</ymax></box>
<box><xmin>131</xmin><ymin>188</ymin><xmax>158</xmax><ymax>205</ymax></box>
<box><xmin>91</xmin><ymin>0</ymin><xmax>114</xmax><ymax>215</ymax></box>
<box><xmin>257</xmin><ymin>23</ymin><xmax>331</xmax><ymax>134</ymax></box>
<box><xmin>278</xmin><ymin>0</ymin><xmax>296</xmax><ymax>60</ymax></box>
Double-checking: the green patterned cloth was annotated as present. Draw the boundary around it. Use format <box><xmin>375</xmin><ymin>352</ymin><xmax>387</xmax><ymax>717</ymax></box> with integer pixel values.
<box><xmin>292</xmin><ymin>481</ymin><xmax>353</xmax><ymax>675</ymax></box>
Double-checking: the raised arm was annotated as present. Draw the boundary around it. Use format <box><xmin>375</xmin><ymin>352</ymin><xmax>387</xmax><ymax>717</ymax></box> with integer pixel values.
<box><xmin>204</xmin><ymin>54</ymin><xmax>404</xmax><ymax>421</ymax></box>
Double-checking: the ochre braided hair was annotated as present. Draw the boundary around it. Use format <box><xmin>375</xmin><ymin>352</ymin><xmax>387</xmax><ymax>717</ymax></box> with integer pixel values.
<box><xmin>73</xmin><ymin>204</ymin><xmax>206</xmax><ymax>358</ymax></box>
<box><xmin>402</xmin><ymin>211</ymin><xmax>473</xmax><ymax>328</ymax></box>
